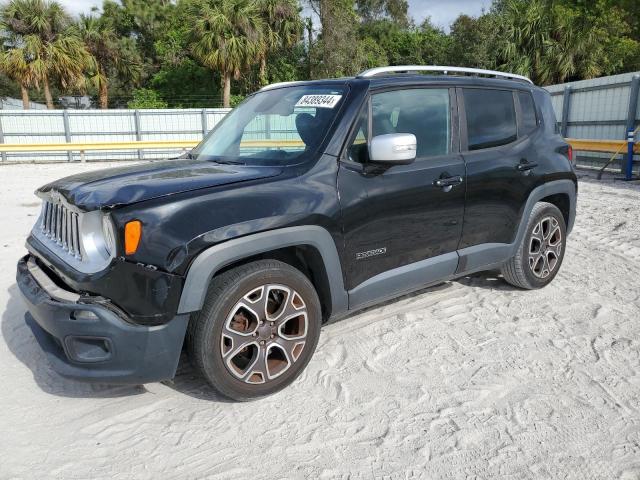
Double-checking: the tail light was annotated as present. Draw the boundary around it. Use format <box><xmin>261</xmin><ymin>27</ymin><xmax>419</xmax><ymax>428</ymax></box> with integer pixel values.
<box><xmin>567</xmin><ymin>145</ymin><xmax>573</xmax><ymax>163</ymax></box>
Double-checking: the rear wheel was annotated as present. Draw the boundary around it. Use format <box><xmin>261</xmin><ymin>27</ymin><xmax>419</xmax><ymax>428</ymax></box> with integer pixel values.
<box><xmin>501</xmin><ymin>202</ymin><xmax>566</xmax><ymax>289</ymax></box>
<box><xmin>187</xmin><ymin>259</ymin><xmax>321</xmax><ymax>401</ymax></box>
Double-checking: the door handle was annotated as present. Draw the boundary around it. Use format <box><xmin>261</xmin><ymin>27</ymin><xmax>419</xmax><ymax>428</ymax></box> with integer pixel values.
<box><xmin>433</xmin><ymin>176</ymin><xmax>463</xmax><ymax>188</ymax></box>
<box><xmin>434</xmin><ymin>175</ymin><xmax>463</xmax><ymax>193</ymax></box>
<box><xmin>516</xmin><ymin>160</ymin><xmax>538</xmax><ymax>171</ymax></box>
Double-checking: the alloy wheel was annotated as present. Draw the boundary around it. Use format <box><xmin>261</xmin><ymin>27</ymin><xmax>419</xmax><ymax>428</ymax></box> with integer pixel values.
<box><xmin>528</xmin><ymin>216</ymin><xmax>563</xmax><ymax>279</ymax></box>
<box><xmin>221</xmin><ymin>284</ymin><xmax>308</xmax><ymax>385</ymax></box>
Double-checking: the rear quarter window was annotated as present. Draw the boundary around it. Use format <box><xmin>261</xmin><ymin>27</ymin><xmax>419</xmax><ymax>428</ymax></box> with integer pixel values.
<box><xmin>518</xmin><ymin>91</ymin><xmax>538</xmax><ymax>136</ymax></box>
<box><xmin>464</xmin><ymin>88</ymin><xmax>517</xmax><ymax>150</ymax></box>
<box><xmin>537</xmin><ymin>91</ymin><xmax>561</xmax><ymax>135</ymax></box>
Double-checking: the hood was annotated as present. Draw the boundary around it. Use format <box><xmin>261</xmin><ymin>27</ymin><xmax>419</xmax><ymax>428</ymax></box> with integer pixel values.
<box><xmin>36</xmin><ymin>158</ymin><xmax>283</xmax><ymax>211</ymax></box>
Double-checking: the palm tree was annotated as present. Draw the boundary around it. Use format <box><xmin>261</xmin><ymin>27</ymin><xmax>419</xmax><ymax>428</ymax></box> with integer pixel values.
<box><xmin>255</xmin><ymin>0</ymin><xmax>302</xmax><ymax>85</ymax></box>
<box><xmin>498</xmin><ymin>0</ymin><xmax>600</xmax><ymax>85</ymax></box>
<box><xmin>0</xmin><ymin>31</ymin><xmax>37</xmax><ymax>108</ymax></box>
<box><xmin>77</xmin><ymin>14</ymin><xmax>141</xmax><ymax>109</ymax></box>
<box><xmin>186</xmin><ymin>0</ymin><xmax>264</xmax><ymax>108</ymax></box>
<box><xmin>0</xmin><ymin>0</ymin><xmax>91</xmax><ymax>108</ymax></box>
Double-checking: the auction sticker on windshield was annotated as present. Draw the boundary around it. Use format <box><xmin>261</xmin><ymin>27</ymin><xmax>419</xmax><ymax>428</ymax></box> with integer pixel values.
<box><xmin>295</xmin><ymin>95</ymin><xmax>342</xmax><ymax>109</ymax></box>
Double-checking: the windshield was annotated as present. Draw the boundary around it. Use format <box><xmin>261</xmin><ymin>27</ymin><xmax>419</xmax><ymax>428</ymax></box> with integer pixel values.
<box><xmin>192</xmin><ymin>85</ymin><xmax>347</xmax><ymax>166</ymax></box>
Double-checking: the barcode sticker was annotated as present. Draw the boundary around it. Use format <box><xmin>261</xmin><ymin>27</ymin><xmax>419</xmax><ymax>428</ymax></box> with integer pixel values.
<box><xmin>295</xmin><ymin>94</ymin><xmax>342</xmax><ymax>109</ymax></box>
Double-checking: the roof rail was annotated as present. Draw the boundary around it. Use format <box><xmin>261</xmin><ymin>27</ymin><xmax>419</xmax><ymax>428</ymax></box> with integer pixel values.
<box><xmin>357</xmin><ymin>65</ymin><xmax>534</xmax><ymax>85</ymax></box>
<box><xmin>259</xmin><ymin>81</ymin><xmax>306</xmax><ymax>91</ymax></box>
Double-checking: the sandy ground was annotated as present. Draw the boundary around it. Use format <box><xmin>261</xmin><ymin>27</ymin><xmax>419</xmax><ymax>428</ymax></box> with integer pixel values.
<box><xmin>1</xmin><ymin>162</ymin><xmax>640</xmax><ymax>479</ymax></box>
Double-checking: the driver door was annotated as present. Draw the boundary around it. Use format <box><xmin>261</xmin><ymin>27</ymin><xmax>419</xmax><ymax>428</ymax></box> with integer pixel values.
<box><xmin>337</xmin><ymin>87</ymin><xmax>466</xmax><ymax>307</ymax></box>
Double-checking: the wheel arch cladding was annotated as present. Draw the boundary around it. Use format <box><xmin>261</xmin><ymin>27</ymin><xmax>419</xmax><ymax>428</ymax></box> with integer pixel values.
<box><xmin>538</xmin><ymin>192</ymin><xmax>571</xmax><ymax>230</ymax></box>
<box><xmin>213</xmin><ymin>245</ymin><xmax>334</xmax><ymax>322</ymax></box>
<box><xmin>177</xmin><ymin>226</ymin><xmax>348</xmax><ymax>318</ymax></box>
<box><xmin>510</xmin><ymin>180</ymin><xmax>576</xmax><ymax>257</ymax></box>
<box><xmin>522</xmin><ymin>179</ymin><xmax>576</xmax><ymax>239</ymax></box>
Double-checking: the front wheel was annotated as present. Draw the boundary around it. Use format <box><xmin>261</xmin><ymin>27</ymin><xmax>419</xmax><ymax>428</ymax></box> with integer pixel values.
<box><xmin>186</xmin><ymin>259</ymin><xmax>322</xmax><ymax>401</ymax></box>
<box><xmin>501</xmin><ymin>201</ymin><xmax>567</xmax><ymax>289</ymax></box>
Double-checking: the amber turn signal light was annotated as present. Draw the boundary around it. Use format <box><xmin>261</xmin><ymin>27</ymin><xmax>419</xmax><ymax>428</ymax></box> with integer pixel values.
<box><xmin>124</xmin><ymin>220</ymin><xmax>142</xmax><ymax>255</ymax></box>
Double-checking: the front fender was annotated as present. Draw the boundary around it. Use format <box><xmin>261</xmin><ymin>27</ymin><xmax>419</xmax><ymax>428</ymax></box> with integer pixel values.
<box><xmin>177</xmin><ymin>226</ymin><xmax>348</xmax><ymax>316</ymax></box>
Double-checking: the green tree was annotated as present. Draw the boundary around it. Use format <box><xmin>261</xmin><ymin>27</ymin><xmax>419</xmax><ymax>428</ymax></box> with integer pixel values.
<box><xmin>151</xmin><ymin>58</ymin><xmax>219</xmax><ymax>107</ymax></box>
<box><xmin>448</xmin><ymin>14</ymin><xmax>498</xmax><ymax>69</ymax></box>
<box><xmin>309</xmin><ymin>0</ymin><xmax>360</xmax><ymax>77</ymax></box>
<box><xmin>355</xmin><ymin>0</ymin><xmax>409</xmax><ymax>26</ymax></box>
<box><xmin>552</xmin><ymin>0</ymin><xmax>640</xmax><ymax>74</ymax></box>
<box><xmin>121</xmin><ymin>0</ymin><xmax>173</xmax><ymax>65</ymax></box>
<box><xmin>0</xmin><ymin>0</ymin><xmax>92</xmax><ymax>108</ymax></box>
<box><xmin>77</xmin><ymin>14</ymin><xmax>142</xmax><ymax>108</ymax></box>
<box><xmin>127</xmin><ymin>87</ymin><xmax>167</xmax><ymax>108</ymax></box>
<box><xmin>497</xmin><ymin>0</ymin><xmax>601</xmax><ymax>85</ymax></box>
<box><xmin>184</xmin><ymin>0</ymin><xmax>264</xmax><ymax>107</ymax></box>
<box><xmin>358</xmin><ymin>18</ymin><xmax>449</xmax><ymax>67</ymax></box>
<box><xmin>0</xmin><ymin>30</ymin><xmax>37</xmax><ymax>107</ymax></box>
<box><xmin>255</xmin><ymin>0</ymin><xmax>302</xmax><ymax>85</ymax></box>
<box><xmin>0</xmin><ymin>70</ymin><xmax>22</xmax><ymax>99</ymax></box>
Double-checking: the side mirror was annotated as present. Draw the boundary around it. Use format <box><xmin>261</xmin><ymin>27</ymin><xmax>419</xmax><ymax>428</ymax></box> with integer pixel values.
<box><xmin>369</xmin><ymin>133</ymin><xmax>417</xmax><ymax>165</ymax></box>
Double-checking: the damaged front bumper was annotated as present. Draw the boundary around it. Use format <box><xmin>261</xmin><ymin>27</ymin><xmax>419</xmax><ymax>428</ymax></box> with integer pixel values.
<box><xmin>17</xmin><ymin>255</ymin><xmax>189</xmax><ymax>384</ymax></box>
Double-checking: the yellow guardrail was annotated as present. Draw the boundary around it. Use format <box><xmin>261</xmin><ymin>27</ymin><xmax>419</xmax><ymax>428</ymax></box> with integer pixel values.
<box><xmin>0</xmin><ymin>140</ymin><xmax>198</xmax><ymax>153</ymax></box>
<box><xmin>0</xmin><ymin>137</ymin><xmax>634</xmax><ymax>159</ymax></box>
<box><xmin>566</xmin><ymin>138</ymin><xmax>639</xmax><ymax>154</ymax></box>
<box><xmin>0</xmin><ymin>138</ymin><xmax>306</xmax><ymax>154</ymax></box>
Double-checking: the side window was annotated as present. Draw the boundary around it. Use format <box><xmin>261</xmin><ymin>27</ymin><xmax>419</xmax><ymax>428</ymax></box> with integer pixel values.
<box><xmin>371</xmin><ymin>89</ymin><xmax>450</xmax><ymax>158</ymax></box>
<box><xmin>464</xmin><ymin>89</ymin><xmax>517</xmax><ymax>150</ymax></box>
<box><xmin>538</xmin><ymin>92</ymin><xmax>561</xmax><ymax>135</ymax></box>
<box><xmin>347</xmin><ymin>106</ymin><xmax>369</xmax><ymax>163</ymax></box>
<box><xmin>518</xmin><ymin>91</ymin><xmax>538</xmax><ymax>136</ymax></box>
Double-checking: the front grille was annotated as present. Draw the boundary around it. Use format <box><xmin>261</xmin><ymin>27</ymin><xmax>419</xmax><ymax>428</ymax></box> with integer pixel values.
<box><xmin>40</xmin><ymin>201</ymin><xmax>82</xmax><ymax>260</ymax></box>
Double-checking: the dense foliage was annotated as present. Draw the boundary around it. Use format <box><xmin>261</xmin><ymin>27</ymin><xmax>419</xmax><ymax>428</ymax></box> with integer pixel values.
<box><xmin>1</xmin><ymin>0</ymin><xmax>639</xmax><ymax>109</ymax></box>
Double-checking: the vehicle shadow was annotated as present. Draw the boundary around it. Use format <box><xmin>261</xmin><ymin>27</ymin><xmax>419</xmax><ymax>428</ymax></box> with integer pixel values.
<box><xmin>2</xmin><ymin>271</ymin><xmax>519</xmax><ymax>401</ymax></box>
<box><xmin>160</xmin><ymin>356</ymin><xmax>235</xmax><ymax>403</ymax></box>
<box><xmin>454</xmin><ymin>270</ymin><xmax>521</xmax><ymax>291</ymax></box>
<box><xmin>2</xmin><ymin>284</ymin><xmax>148</xmax><ymax>399</ymax></box>
<box><xmin>2</xmin><ymin>282</ymin><xmax>232</xmax><ymax>401</ymax></box>
<box><xmin>162</xmin><ymin>284</ymin><xmax>460</xmax><ymax>401</ymax></box>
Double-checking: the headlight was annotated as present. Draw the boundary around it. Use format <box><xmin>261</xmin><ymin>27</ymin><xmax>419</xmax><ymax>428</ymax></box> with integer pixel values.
<box><xmin>102</xmin><ymin>215</ymin><xmax>116</xmax><ymax>255</ymax></box>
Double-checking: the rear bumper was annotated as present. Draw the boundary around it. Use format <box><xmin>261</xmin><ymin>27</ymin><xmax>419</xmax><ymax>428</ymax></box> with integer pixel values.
<box><xmin>17</xmin><ymin>255</ymin><xmax>189</xmax><ymax>384</ymax></box>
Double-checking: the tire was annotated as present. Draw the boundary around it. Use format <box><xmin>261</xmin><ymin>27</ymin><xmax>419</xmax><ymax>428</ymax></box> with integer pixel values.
<box><xmin>186</xmin><ymin>259</ymin><xmax>322</xmax><ymax>401</ymax></box>
<box><xmin>501</xmin><ymin>201</ymin><xmax>567</xmax><ymax>290</ymax></box>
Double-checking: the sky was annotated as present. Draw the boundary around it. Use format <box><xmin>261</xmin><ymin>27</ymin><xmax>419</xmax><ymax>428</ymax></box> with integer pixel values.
<box><xmin>409</xmin><ymin>0</ymin><xmax>492</xmax><ymax>30</ymax></box>
<box><xmin>57</xmin><ymin>0</ymin><xmax>493</xmax><ymax>31</ymax></box>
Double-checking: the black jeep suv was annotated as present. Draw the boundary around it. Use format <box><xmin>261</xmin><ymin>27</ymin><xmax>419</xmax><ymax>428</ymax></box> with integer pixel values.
<box><xmin>17</xmin><ymin>66</ymin><xmax>577</xmax><ymax>401</ymax></box>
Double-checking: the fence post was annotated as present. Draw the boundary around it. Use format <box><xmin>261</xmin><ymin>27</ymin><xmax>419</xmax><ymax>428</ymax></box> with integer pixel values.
<box><xmin>624</xmin><ymin>75</ymin><xmax>639</xmax><ymax>179</ymax></box>
<box><xmin>62</xmin><ymin>109</ymin><xmax>73</xmax><ymax>162</ymax></box>
<box><xmin>134</xmin><ymin>110</ymin><xmax>143</xmax><ymax>160</ymax></box>
<box><xmin>201</xmin><ymin>108</ymin><xmax>208</xmax><ymax>138</ymax></box>
<box><xmin>561</xmin><ymin>86</ymin><xmax>572</xmax><ymax>138</ymax></box>
<box><xmin>0</xmin><ymin>113</ymin><xmax>6</xmax><ymax>163</ymax></box>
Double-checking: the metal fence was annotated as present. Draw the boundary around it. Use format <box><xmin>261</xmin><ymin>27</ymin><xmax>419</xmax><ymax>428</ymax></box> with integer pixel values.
<box><xmin>0</xmin><ymin>108</ymin><xmax>231</xmax><ymax>162</ymax></box>
<box><xmin>1</xmin><ymin>72</ymin><xmax>639</xmax><ymax>168</ymax></box>
<box><xmin>544</xmin><ymin>71</ymin><xmax>640</xmax><ymax>172</ymax></box>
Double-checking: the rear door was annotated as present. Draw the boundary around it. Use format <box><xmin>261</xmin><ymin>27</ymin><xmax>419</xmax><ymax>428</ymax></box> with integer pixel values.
<box><xmin>457</xmin><ymin>87</ymin><xmax>541</xmax><ymax>254</ymax></box>
<box><xmin>338</xmin><ymin>87</ymin><xmax>465</xmax><ymax>297</ymax></box>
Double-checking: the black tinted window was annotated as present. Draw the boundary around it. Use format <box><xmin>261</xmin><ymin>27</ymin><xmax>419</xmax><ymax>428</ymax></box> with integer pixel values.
<box><xmin>538</xmin><ymin>92</ymin><xmax>560</xmax><ymax>134</ymax></box>
<box><xmin>464</xmin><ymin>89</ymin><xmax>517</xmax><ymax>150</ymax></box>
<box><xmin>348</xmin><ymin>107</ymin><xmax>369</xmax><ymax>163</ymax></box>
<box><xmin>518</xmin><ymin>91</ymin><xmax>538</xmax><ymax>135</ymax></box>
<box><xmin>371</xmin><ymin>89</ymin><xmax>450</xmax><ymax>158</ymax></box>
